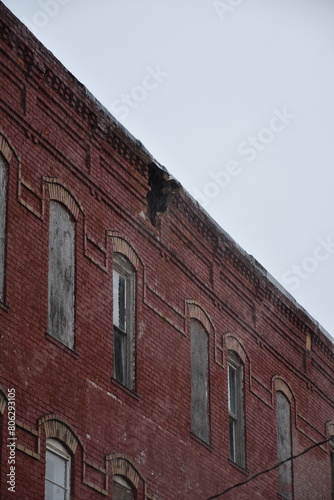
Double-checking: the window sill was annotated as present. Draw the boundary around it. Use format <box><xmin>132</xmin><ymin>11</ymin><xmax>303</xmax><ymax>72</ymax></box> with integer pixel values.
<box><xmin>190</xmin><ymin>432</ymin><xmax>213</xmax><ymax>451</ymax></box>
<box><xmin>228</xmin><ymin>459</ymin><xmax>249</xmax><ymax>476</ymax></box>
<box><xmin>45</xmin><ymin>332</ymin><xmax>79</xmax><ymax>358</ymax></box>
<box><xmin>111</xmin><ymin>378</ymin><xmax>140</xmax><ymax>400</ymax></box>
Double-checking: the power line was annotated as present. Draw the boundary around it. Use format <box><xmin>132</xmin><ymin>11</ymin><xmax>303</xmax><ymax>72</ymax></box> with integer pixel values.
<box><xmin>206</xmin><ymin>435</ymin><xmax>334</xmax><ymax>499</ymax></box>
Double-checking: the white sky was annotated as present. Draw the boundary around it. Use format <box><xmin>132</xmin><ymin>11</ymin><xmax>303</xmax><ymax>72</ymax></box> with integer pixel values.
<box><xmin>3</xmin><ymin>0</ymin><xmax>334</xmax><ymax>341</ymax></box>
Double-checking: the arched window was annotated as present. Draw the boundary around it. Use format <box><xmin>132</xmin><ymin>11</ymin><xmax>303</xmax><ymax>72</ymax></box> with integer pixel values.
<box><xmin>113</xmin><ymin>253</ymin><xmax>135</xmax><ymax>389</ymax></box>
<box><xmin>0</xmin><ymin>154</ymin><xmax>7</xmax><ymax>301</ymax></box>
<box><xmin>112</xmin><ymin>475</ymin><xmax>135</xmax><ymax>500</ymax></box>
<box><xmin>45</xmin><ymin>438</ymin><xmax>71</xmax><ymax>500</ymax></box>
<box><xmin>276</xmin><ymin>391</ymin><xmax>293</xmax><ymax>499</ymax></box>
<box><xmin>48</xmin><ymin>201</ymin><xmax>75</xmax><ymax>348</ymax></box>
<box><xmin>190</xmin><ymin>319</ymin><xmax>209</xmax><ymax>443</ymax></box>
<box><xmin>227</xmin><ymin>350</ymin><xmax>245</xmax><ymax>467</ymax></box>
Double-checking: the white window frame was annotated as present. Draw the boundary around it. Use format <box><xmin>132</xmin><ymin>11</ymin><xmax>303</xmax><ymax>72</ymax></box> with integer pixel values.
<box><xmin>228</xmin><ymin>351</ymin><xmax>245</xmax><ymax>468</ymax></box>
<box><xmin>113</xmin><ymin>253</ymin><xmax>135</xmax><ymax>390</ymax></box>
<box><xmin>45</xmin><ymin>438</ymin><xmax>71</xmax><ymax>500</ymax></box>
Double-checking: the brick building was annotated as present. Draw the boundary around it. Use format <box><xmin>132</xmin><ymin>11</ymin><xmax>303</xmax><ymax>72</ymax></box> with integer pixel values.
<box><xmin>0</xmin><ymin>3</ymin><xmax>333</xmax><ymax>499</ymax></box>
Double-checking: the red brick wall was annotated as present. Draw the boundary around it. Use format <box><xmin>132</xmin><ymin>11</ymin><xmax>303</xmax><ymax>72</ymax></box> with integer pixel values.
<box><xmin>0</xmin><ymin>3</ymin><xmax>333</xmax><ymax>499</ymax></box>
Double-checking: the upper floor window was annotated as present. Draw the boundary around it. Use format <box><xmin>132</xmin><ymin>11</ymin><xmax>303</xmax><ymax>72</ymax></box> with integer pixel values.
<box><xmin>190</xmin><ymin>319</ymin><xmax>209</xmax><ymax>443</ymax></box>
<box><xmin>0</xmin><ymin>154</ymin><xmax>7</xmax><ymax>302</ymax></box>
<box><xmin>276</xmin><ymin>391</ymin><xmax>293</xmax><ymax>499</ymax></box>
<box><xmin>48</xmin><ymin>201</ymin><xmax>75</xmax><ymax>348</ymax></box>
<box><xmin>228</xmin><ymin>351</ymin><xmax>245</xmax><ymax>468</ymax></box>
<box><xmin>45</xmin><ymin>439</ymin><xmax>71</xmax><ymax>500</ymax></box>
<box><xmin>113</xmin><ymin>253</ymin><xmax>135</xmax><ymax>389</ymax></box>
<box><xmin>112</xmin><ymin>475</ymin><xmax>135</xmax><ymax>500</ymax></box>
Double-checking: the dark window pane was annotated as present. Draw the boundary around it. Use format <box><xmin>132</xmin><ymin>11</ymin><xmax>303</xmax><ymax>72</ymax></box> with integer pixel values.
<box><xmin>229</xmin><ymin>416</ymin><xmax>236</xmax><ymax>462</ymax></box>
<box><xmin>118</xmin><ymin>274</ymin><xmax>126</xmax><ymax>331</ymax></box>
<box><xmin>114</xmin><ymin>327</ymin><xmax>127</xmax><ymax>385</ymax></box>
<box><xmin>113</xmin><ymin>271</ymin><xmax>120</xmax><ymax>327</ymax></box>
<box><xmin>228</xmin><ymin>352</ymin><xmax>245</xmax><ymax>468</ymax></box>
<box><xmin>228</xmin><ymin>364</ymin><xmax>236</xmax><ymax>415</ymax></box>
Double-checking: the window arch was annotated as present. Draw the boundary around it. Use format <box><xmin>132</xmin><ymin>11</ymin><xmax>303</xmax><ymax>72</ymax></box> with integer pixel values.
<box><xmin>227</xmin><ymin>350</ymin><xmax>245</xmax><ymax>468</ymax></box>
<box><xmin>0</xmin><ymin>153</ymin><xmax>7</xmax><ymax>301</ymax></box>
<box><xmin>113</xmin><ymin>253</ymin><xmax>136</xmax><ymax>389</ymax></box>
<box><xmin>48</xmin><ymin>201</ymin><xmax>75</xmax><ymax>348</ymax></box>
<box><xmin>190</xmin><ymin>319</ymin><xmax>210</xmax><ymax>443</ymax></box>
<box><xmin>45</xmin><ymin>438</ymin><xmax>71</xmax><ymax>500</ymax></box>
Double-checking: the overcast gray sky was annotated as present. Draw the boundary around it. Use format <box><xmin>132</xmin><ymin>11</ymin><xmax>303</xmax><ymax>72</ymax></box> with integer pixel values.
<box><xmin>3</xmin><ymin>0</ymin><xmax>334</xmax><ymax>341</ymax></box>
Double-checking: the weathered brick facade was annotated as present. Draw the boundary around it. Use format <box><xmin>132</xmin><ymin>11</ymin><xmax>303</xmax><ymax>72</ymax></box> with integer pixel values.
<box><xmin>0</xmin><ymin>3</ymin><xmax>333</xmax><ymax>499</ymax></box>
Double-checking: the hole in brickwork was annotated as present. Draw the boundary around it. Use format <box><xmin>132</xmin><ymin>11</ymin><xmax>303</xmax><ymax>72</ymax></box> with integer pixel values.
<box><xmin>146</xmin><ymin>163</ymin><xmax>178</xmax><ymax>227</ymax></box>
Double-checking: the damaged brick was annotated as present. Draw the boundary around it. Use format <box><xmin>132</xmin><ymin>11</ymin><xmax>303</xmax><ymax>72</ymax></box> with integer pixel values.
<box><xmin>146</xmin><ymin>162</ymin><xmax>178</xmax><ymax>227</ymax></box>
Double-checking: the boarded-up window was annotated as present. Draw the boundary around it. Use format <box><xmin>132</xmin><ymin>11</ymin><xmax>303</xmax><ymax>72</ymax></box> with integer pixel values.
<box><xmin>48</xmin><ymin>201</ymin><xmax>75</xmax><ymax>348</ymax></box>
<box><xmin>276</xmin><ymin>391</ymin><xmax>293</xmax><ymax>499</ymax></box>
<box><xmin>113</xmin><ymin>254</ymin><xmax>135</xmax><ymax>389</ymax></box>
<box><xmin>191</xmin><ymin>319</ymin><xmax>209</xmax><ymax>443</ymax></box>
<box><xmin>112</xmin><ymin>475</ymin><xmax>135</xmax><ymax>500</ymax></box>
<box><xmin>228</xmin><ymin>351</ymin><xmax>245</xmax><ymax>467</ymax></box>
<box><xmin>0</xmin><ymin>154</ymin><xmax>7</xmax><ymax>301</ymax></box>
